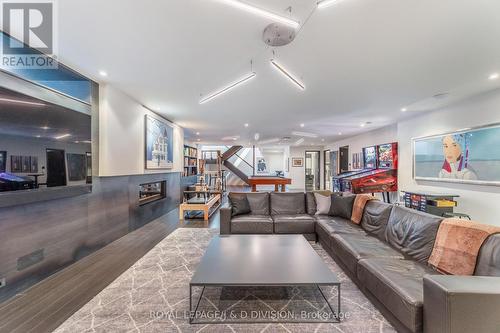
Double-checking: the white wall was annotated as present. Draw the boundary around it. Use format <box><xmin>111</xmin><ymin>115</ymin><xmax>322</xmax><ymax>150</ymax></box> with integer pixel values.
<box><xmin>326</xmin><ymin>124</ymin><xmax>398</xmax><ymax>170</ymax></box>
<box><xmin>398</xmin><ymin>89</ymin><xmax>500</xmax><ymax>225</ymax></box>
<box><xmin>289</xmin><ymin>146</ymin><xmax>325</xmax><ymax>190</ymax></box>
<box><xmin>326</xmin><ymin>88</ymin><xmax>500</xmax><ymax>225</ymax></box>
<box><xmin>99</xmin><ymin>84</ymin><xmax>184</xmax><ymax>176</ymax></box>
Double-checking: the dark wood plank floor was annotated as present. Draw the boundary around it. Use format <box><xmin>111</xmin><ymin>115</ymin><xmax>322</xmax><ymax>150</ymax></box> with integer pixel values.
<box><xmin>0</xmin><ymin>204</ymin><xmax>223</xmax><ymax>333</ymax></box>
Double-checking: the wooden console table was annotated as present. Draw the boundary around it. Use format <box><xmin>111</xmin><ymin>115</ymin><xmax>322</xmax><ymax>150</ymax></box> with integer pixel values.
<box><xmin>179</xmin><ymin>193</ymin><xmax>221</xmax><ymax>221</ymax></box>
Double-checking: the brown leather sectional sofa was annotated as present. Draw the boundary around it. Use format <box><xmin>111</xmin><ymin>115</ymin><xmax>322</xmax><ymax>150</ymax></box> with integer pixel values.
<box><xmin>220</xmin><ymin>192</ymin><xmax>500</xmax><ymax>333</ymax></box>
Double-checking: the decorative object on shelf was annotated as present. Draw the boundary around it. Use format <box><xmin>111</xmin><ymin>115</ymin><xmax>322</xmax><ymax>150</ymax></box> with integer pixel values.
<box><xmin>67</xmin><ymin>153</ymin><xmax>87</xmax><ymax>181</ymax></box>
<box><xmin>413</xmin><ymin>123</ymin><xmax>500</xmax><ymax>185</ymax></box>
<box><xmin>402</xmin><ymin>190</ymin><xmax>459</xmax><ymax>217</ymax></box>
<box><xmin>291</xmin><ymin>157</ymin><xmax>303</xmax><ymax>167</ymax></box>
<box><xmin>145</xmin><ymin>114</ymin><xmax>174</xmax><ymax>170</ymax></box>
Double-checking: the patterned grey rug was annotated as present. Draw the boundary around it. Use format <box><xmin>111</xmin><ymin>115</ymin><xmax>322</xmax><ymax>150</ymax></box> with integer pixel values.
<box><xmin>54</xmin><ymin>228</ymin><xmax>395</xmax><ymax>332</ymax></box>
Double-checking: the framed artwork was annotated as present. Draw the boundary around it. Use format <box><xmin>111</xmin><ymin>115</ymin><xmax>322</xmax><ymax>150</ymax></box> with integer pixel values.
<box><xmin>145</xmin><ymin>114</ymin><xmax>174</xmax><ymax>170</ymax></box>
<box><xmin>256</xmin><ymin>158</ymin><xmax>268</xmax><ymax>174</ymax></box>
<box><xmin>67</xmin><ymin>153</ymin><xmax>87</xmax><ymax>181</ymax></box>
<box><xmin>292</xmin><ymin>157</ymin><xmax>304</xmax><ymax>167</ymax></box>
<box><xmin>30</xmin><ymin>156</ymin><xmax>38</xmax><ymax>173</ymax></box>
<box><xmin>11</xmin><ymin>155</ymin><xmax>21</xmax><ymax>172</ymax></box>
<box><xmin>21</xmin><ymin>156</ymin><xmax>31</xmax><ymax>173</ymax></box>
<box><xmin>413</xmin><ymin>123</ymin><xmax>500</xmax><ymax>186</ymax></box>
<box><xmin>0</xmin><ymin>151</ymin><xmax>6</xmax><ymax>172</ymax></box>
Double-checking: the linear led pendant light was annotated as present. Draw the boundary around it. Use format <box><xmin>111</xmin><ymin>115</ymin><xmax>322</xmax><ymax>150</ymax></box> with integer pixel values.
<box><xmin>216</xmin><ymin>0</ymin><xmax>300</xmax><ymax>29</ymax></box>
<box><xmin>199</xmin><ymin>72</ymin><xmax>256</xmax><ymax>104</ymax></box>
<box><xmin>270</xmin><ymin>59</ymin><xmax>305</xmax><ymax>90</ymax></box>
<box><xmin>317</xmin><ymin>0</ymin><xmax>341</xmax><ymax>9</ymax></box>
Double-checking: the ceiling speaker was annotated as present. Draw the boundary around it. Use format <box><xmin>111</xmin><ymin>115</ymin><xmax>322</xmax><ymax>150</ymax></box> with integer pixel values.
<box><xmin>262</xmin><ymin>23</ymin><xmax>296</xmax><ymax>47</ymax></box>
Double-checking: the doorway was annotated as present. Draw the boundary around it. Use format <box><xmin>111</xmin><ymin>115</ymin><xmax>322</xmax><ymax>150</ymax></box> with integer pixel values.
<box><xmin>305</xmin><ymin>151</ymin><xmax>320</xmax><ymax>191</ymax></box>
<box><xmin>46</xmin><ymin>149</ymin><xmax>67</xmax><ymax>187</ymax></box>
<box><xmin>339</xmin><ymin>146</ymin><xmax>349</xmax><ymax>174</ymax></box>
<box><xmin>324</xmin><ymin>150</ymin><xmax>331</xmax><ymax>190</ymax></box>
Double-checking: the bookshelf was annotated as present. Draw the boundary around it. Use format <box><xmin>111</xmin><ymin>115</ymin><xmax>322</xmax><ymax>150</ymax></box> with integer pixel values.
<box><xmin>183</xmin><ymin>145</ymin><xmax>198</xmax><ymax>177</ymax></box>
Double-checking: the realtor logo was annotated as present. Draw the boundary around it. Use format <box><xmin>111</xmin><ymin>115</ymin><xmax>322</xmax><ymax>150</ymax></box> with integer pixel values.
<box><xmin>1</xmin><ymin>0</ymin><xmax>57</xmax><ymax>69</ymax></box>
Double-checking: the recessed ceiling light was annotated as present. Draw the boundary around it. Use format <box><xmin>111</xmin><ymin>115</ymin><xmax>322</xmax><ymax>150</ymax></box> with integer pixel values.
<box><xmin>40</xmin><ymin>126</ymin><xmax>50</xmax><ymax>130</ymax></box>
<box><xmin>489</xmin><ymin>73</ymin><xmax>499</xmax><ymax>80</ymax></box>
<box><xmin>200</xmin><ymin>72</ymin><xmax>256</xmax><ymax>104</ymax></box>
<box><xmin>317</xmin><ymin>0</ymin><xmax>341</xmax><ymax>9</ymax></box>
<box><xmin>401</xmin><ymin>107</ymin><xmax>407</xmax><ymax>112</ymax></box>
<box><xmin>360</xmin><ymin>123</ymin><xmax>366</xmax><ymax>127</ymax></box>
<box><xmin>36</xmin><ymin>135</ymin><xmax>41</xmax><ymax>138</ymax></box>
<box><xmin>300</xmin><ymin>123</ymin><xmax>305</xmax><ymax>128</ymax></box>
<box><xmin>244</xmin><ymin>123</ymin><xmax>249</xmax><ymax>127</ymax></box>
<box><xmin>321</xmin><ymin>138</ymin><xmax>325</xmax><ymax>142</ymax></box>
<box><xmin>271</xmin><ymin>60</ymin><xmax>305</xmax><ymax>90</ymax></box>
<box><xmin>196</xmin><ymin>132</ymin><xmax>200</xmax><ymax>135</ymax></box>
<box><xmin>197</xmin><ymin>138</ymin><xmax>201</xmax><ymax>141</ymax></box>
<box><xmin>215</xmin><ymin>0</ymin><xmax>300</xmax><ymax>29</ymax></box>
<box><xmin>55</xmin><ymin>134</ymin><xmax>71</xmax><ymax>140</ymax></box>
<box><xmin>233</xmin><ymin>137</ymin><xmax>238</xmax><ymax>141</ymax></box>
<box><xmin>338</xmin><ymin>132</ymin><xmax>342</xmax><ymax>135</ymax></box>
<box><xmin>99</xmin><ymin>70</ymin><xmax>108</xmax><ymax>77</ymax></box>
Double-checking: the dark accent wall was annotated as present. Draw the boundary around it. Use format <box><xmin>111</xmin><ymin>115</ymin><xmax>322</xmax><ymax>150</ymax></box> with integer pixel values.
<box><xmin>0</xmin><ymin>172</ymin><xmax>181</xmax><ymax>302</ymax></box>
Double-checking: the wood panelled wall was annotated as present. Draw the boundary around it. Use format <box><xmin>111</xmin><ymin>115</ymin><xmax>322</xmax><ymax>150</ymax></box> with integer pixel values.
<box><xmin>0</xmin><ymin>172</ymin><xmax>181</xmax><ymax>302</ymax></box>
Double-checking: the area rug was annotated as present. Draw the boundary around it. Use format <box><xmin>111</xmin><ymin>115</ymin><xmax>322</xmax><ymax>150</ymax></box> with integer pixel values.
<box><xmin>54</xmin><ymin>228</ymin><xmax>395</xmax><ymax>332</ymax></box>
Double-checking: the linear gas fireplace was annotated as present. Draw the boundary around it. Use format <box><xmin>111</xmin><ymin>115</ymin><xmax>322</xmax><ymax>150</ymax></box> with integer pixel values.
<box><xmin>139</xmin><ymin>180</ymin><xmax>166</xmax><ymax>206</ymax></box>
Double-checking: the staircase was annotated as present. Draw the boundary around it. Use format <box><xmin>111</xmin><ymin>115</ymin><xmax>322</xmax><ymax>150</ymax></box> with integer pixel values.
<box><xmin>222</xmin><ymin>146</ymin><xmax>251</xmax><ymax>185</ymax></box>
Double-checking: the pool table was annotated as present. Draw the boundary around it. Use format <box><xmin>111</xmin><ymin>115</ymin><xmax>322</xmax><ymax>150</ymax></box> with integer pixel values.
<box><xmin>247</xmin><ymin>176</ymin><xmax>292</xmax><ymax>192</ymax></box>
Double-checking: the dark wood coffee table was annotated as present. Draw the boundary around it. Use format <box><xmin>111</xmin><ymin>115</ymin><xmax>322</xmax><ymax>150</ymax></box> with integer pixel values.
<box><xmin>189</xmin><ymin>235</ymin><xmax>340</xmax><ymax>324</ymax></box>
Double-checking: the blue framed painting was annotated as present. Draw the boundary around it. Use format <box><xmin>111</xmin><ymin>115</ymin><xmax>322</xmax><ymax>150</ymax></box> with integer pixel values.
<box><xmin>413</xmin><ymin>123</ymin><xmax>500</xmax><ymax>185</ymax></box>
<box><xmin>145</xmin><ymin>114</ymin><xmax>174</xmax><ymax>170</ymax></box>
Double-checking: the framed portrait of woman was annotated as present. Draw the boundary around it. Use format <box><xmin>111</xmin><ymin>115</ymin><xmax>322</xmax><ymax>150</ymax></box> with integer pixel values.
<box><xmin>413</xmin><ymin>123</ymin><xmax>500</xmax><ymax>186</ymax></box>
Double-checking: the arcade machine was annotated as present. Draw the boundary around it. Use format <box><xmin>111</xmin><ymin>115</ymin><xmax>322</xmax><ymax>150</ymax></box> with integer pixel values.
<box><xmin>332</xmin><ymin>146</ymin><xmax>377</xmax><ymax>192</ymax></box>
<box><xmin>341</xmin><ymin>142</ymin><xmax>398</xmax><ymax>202</ymax></box>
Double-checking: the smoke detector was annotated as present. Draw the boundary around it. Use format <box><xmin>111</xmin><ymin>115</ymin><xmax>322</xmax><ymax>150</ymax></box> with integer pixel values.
<box><xmin>263</xmin><ymin>23</ymin><xmax>296</xmax><ymax>47</ymax></box>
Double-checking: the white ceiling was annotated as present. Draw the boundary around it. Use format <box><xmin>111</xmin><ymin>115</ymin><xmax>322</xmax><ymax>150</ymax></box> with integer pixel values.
<box><xmin>57</xmin><ymin>0</ymin><xmax>500</xmax><ymax>145</ymax></box>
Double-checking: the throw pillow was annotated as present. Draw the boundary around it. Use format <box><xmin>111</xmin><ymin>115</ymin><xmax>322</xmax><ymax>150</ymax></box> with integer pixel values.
<box><xmin>329</xmin><ymin>195</ymin><xmax>356</xmax><ymax>219</ymax></box>
<box><xmin>229</xmin><ymin>193</ymin><xmax>251</xmax><ymax>217</ymax></box>
<box><xmin>314</xmin><ymin>192</ymin><xmax>331</xmax><ymax>215</ymax></box>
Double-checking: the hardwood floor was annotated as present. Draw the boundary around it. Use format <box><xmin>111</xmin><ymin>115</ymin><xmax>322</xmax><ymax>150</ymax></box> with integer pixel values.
<box><xmin>0</xmin><ymin>206</ymin><xmax>220</xmax><ymax>333</ymax></box>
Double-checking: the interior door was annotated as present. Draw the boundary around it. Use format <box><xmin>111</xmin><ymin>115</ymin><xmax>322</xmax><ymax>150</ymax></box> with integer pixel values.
<box><xmin>324</xmin><ymin>150</ymin><xmax>331</xmax><ymax>190</ymax></box>
<box><xmin>339</xmin><ymin>146</ymin><xmax>349</xmax><ymax>173</ymax></box>
<box><xmin>305</xmin><ymin>151</ymin><xmax>320</xmax><ymax>191</ymax></box>
<box><xmin>46</xmin><ymin>149</ymin><xmax>67</xmax><ymax>187</ymax></box>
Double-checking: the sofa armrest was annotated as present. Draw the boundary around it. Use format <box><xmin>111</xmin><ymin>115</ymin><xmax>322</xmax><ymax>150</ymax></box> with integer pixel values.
<box><xmin>220</xmin><ymin>206</ymin><xmax>232</xmax><ymax>235</ymax></box>
<box><xmin>423</xmin><ymin>275</ymin><xmax>500</xmax><ymax>333</ymax></box>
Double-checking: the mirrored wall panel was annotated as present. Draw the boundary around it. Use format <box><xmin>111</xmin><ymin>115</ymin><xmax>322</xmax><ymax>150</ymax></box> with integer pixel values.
<box><xmin>0</xmin><ymin>86</ymin><xmax>91</xmax><ymax>192</ymax></box>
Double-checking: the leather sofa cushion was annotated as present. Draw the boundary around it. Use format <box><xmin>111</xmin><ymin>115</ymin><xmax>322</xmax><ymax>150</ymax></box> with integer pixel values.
<box><xmin>331</xmin><ymin>233</ymin><xmax>404</xmax><ymax>274</ymax></box>
<box><xmin>316</xmin><ymin>216</ymin><xmax>367</xmax><ymax>236</ymax></box>
<box><xmin>358</xmin><ymin>258</ymin><xmax>440</xmax><ymax>333</ymax></box>
<box><xmin>270</xmin><ymin>192</ymin><xmax>306</xmax><ymax>215</ymax></box>
<box><xmin>228</xmin><ymin>192</ymin><xmax>251</xmax><ymax>216</ymax></box>
<box><xmin>386</xmin><ymin>206</ymin><xmax>443</xmax><ymax>263</ymax></box>
<box><xmin>245</xmin><ymin>192</ymin><xmax>270</xmax><ymax>215</ymax></box>
<box><xmin>230</xmin><ymin>214</ymin><xmax>273</xmax><ymax>234</ymax></box>
<box><xmin>475</xmin><ymin>234</ymin><xmax>500</xmax><ymax>277</ymax></box>
<box><xmin>330</xmin><ymin>194</ymin><xmax>355</xmax><ymax>219</ymax></box>
<box><xmin>360</xmin><ymin>200</ymin><xmax>393</xmax><ymax>241</ymax></box>
<box><xmin>306</xmin><ymin>192</ymin><xmax>316</xmax><ymax>215</ymax></box>
<box><xmin>273</xmin><ymin>214</ymin><xmax>315</xmax><ymax>234</ymax></box>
